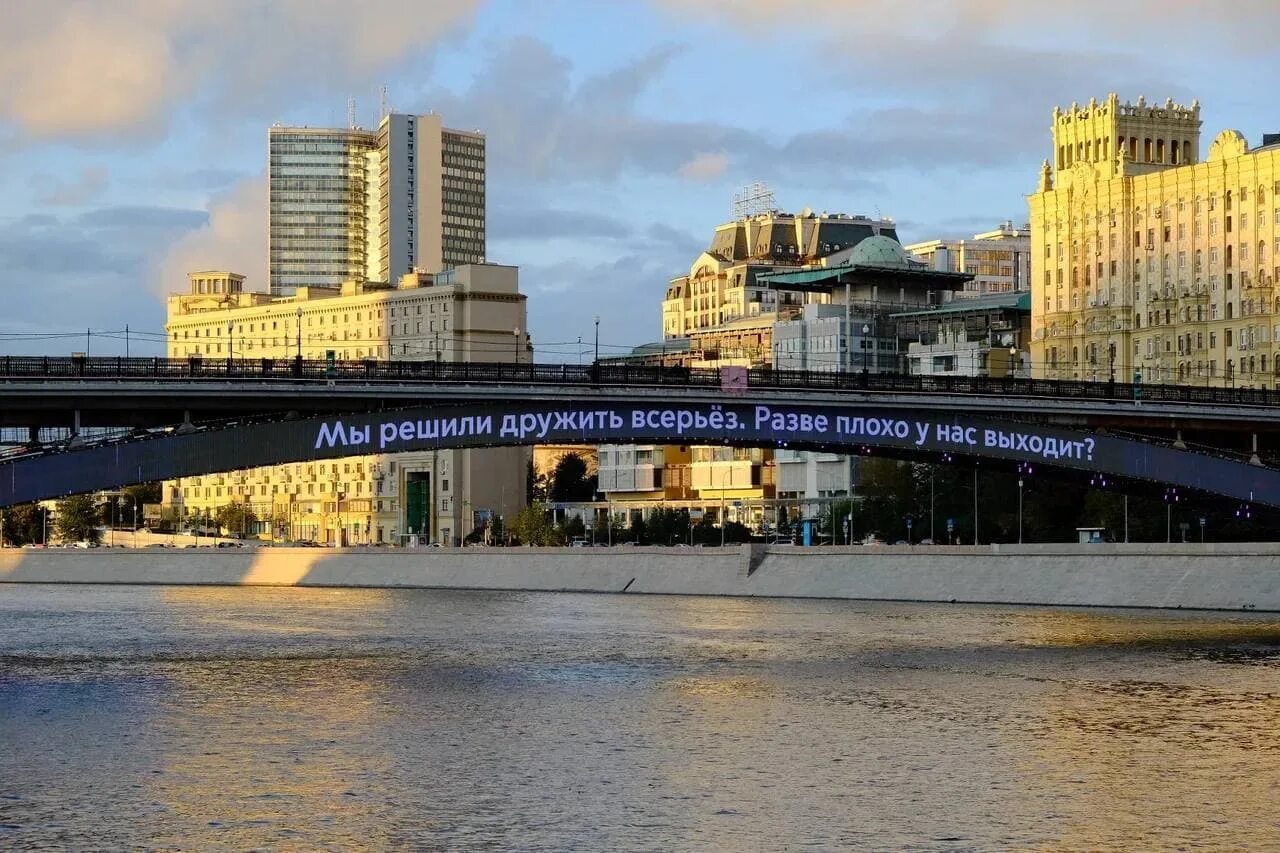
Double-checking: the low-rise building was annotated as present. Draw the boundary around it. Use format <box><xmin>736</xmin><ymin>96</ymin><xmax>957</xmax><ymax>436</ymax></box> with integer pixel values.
<box><xmin>164</xmin><ymin>264</ymin><xmax>528</xmax><ymax>545</ymax></box>
<box><xmin>894</xmin><ymin>291</ymin><xmax>1031</xmax><ymax>377</ymax></box>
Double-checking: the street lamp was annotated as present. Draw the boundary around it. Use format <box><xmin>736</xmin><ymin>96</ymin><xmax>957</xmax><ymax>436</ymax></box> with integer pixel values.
<box><xmin>861</xmin><ymin>323</ymin><xmax>871</xmax><ymax>374</ymax></box>
<box><xmin>1013</xmin><ymin>473</ymin><xmax>1024</xmax><ymax>540</ymax></box>
<box><xmin>1108</xmin><ymin>338</ymin><xmax>1116</xmax><ymax>385</ymax></box>
<box><xmin>594</xmin><ymin>315</ymin><xmax>600</xmax><ymax>364</ymax></box>
<box><xmin>1008</xmin><ymin>345</ymin><xmax>1018</xmax><ymax>377</ymax></box>
<box><xmin>512</xmin><ymin>327</ymin><xmax>520</xmax><ymax>363</ymax></box>
<box><xmin>1163</xmin><ymin>487</ymin><xmax>1179</xmax><ymax>542</ymax></box>
<box><xmin>228</xmin><ymin>321</ymin><xmax>235</xmax><ymax>368</ymax></box>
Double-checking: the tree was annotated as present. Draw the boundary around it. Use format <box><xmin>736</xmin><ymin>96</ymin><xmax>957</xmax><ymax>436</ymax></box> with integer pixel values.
<box><xmin>646</xmin><ymin>507</ymin><xmax>691</xmax><ymax>546</ymax></box>
<box><xmin>215</xmin><ymin>503</ymin><xmax>258</xmax><ymax>537</ymax></box>
<box><xmin>511</xmin><ymin>502</ymin><xmax>562</xmax><ymax>546</ymax></box>
<box><xmin>2</xmin><ymin>503</ymin><xmax>49</xmax><ymax>546</ymax></box>
<box><xmin>559</xmin><ymin>514</ymin><xmax>586</xmax><ymax>541</ymax></box>
<box><xmin>548</xmin><ymin>453</ymin><xmax>597</xmax><ymax>502</ymax></box>
<box><xmin>55</xmin><ymin>494</ymin><xmax>101</xmax><ymax>545</ymax></box>
<box><xmin>526</xmin><ymin>460</ymin><xmax>547</xmax><ymax>504</ymax></box>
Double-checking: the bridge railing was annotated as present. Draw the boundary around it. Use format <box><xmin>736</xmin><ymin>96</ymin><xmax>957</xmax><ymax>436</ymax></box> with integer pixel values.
<box><xmin>0</xmin><ymin>354</ymin><xmax>1277</xmax><ymax>408</ymax></box>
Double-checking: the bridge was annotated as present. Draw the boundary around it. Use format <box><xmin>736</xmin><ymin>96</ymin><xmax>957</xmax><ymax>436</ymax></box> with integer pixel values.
<box><xmin>2</xmin><ymin>356</ymin><xmax>1280</xmax><ymax>507</ymax></box>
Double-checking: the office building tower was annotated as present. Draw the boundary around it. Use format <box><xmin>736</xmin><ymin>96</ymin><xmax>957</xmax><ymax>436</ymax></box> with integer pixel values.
<box><xmin>269</xmin><ymin>113</ymin><xmax>486</xmax><ymax>295</ymax></box>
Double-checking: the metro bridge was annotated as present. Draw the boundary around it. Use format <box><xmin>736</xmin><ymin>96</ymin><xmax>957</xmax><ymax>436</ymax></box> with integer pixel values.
<box><xmin>2</xmin><ymin>355</ymin><xmax>1280</xmax><ymax>507</ymax></box>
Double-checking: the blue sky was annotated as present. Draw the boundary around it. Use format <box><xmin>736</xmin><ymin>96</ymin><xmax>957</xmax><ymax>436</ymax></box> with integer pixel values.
<box><xmin>1</xmin><ymin>0</ymin><xmax>1276</xmax><ymax>357</ymax></box>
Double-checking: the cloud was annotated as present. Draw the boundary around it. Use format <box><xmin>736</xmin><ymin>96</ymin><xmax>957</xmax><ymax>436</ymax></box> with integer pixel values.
<box><xmin>154</xmin><ymin>175</ymin><xmax>268</xmax><ymax>296</ymax></box>
<box><xmin>0</xmin><ymin>1</ymin><xmax>482</xmax><ymax>141</ymax></box>
<box><xmin>0</xmin><ymin>204</ymin><xmax>204</xmax><ymax>353</ymax></box>
<box><xmin>523</xmin><ymin>254</ymin><xmax>675</xmax><ymax>354</ymax></box>
<box><xmin>650</xmin><ymin>0</ymin><xmax>1278</xmax><ymax>170</ymax></box>
<box><xmin>678</xmin><ymin>152</ymin><xmax>729</xmax><ymax>182</ymax></box>
<box><xmin>78</xmin><ymin>206</ymin><xmax>208</xmax><ymax>230</ymax></box>
<box><xmin>414</xmin><ymin>36</ymin><xmax>1026</xmax><ymax>200</ymax></box>
<box><xmin>31</xmin><ymin>165</ymin><xmax>110</xmax><ymax>206</ymax></box>
<box><xmin>489</xmin><ymin>206</ymin><xmax>633</xmax><ymax>242</ymax></box>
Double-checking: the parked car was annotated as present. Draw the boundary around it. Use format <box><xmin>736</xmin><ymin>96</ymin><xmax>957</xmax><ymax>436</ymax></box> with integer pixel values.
<box><xmin>570</xmin><ymin>537</ymin><xmax>591</xmax><ymax>548</ymax></box>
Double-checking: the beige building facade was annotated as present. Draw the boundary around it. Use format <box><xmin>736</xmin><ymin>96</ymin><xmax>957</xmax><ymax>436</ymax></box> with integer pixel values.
<box><xmin>661</xmin><ymin>209</ymin><xmax>897</xmax><ymax>339</ymax></box>
<box><xmin>906</xmin><ymin>222</ymin><xmax>1030</xmax><ymax>296</ymax></box>
<box><xmin>1030</xmin><ymin>93</ymin><xmax>1280</xmax><ymax>388</ymax></box>
<box><xmin>164</xmin><ymin>264</ymin><xmax>527</xmax><ymax>545</ymax></box>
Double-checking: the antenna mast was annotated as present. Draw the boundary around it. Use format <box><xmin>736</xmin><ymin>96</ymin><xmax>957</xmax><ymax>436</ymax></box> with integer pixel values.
<box><xmin>732</xmin><ymin>181</ymin><xmax>776</xmax><ymax>219</ymax></box>
<box><xmin>379</xmin><ymin>85</ymin><xmax>390</xmax><ymax>121</ymax></box>
<box><xmin>347</xmin><ymin>97</ymin><xmax>356</xmax><ymax>129</ymax></box>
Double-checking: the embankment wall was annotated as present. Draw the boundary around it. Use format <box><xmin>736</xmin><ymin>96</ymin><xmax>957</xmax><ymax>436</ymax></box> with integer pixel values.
<box><xmin>5</xmin><ymin>543</ymin><xmax>1280</xmax><ymax>611</ymax></box>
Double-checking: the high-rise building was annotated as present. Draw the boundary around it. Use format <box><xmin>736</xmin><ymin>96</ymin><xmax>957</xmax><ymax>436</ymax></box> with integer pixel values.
<box><xmin>906</xmin><ymin>222</ymin><xmax>1031</xmax><ymax>295</ymax></box>
<box><xmin>269</xmin><ymin>113</ymin><xmax>485</xmax><ymax>295</ymax></box>
<box><xmin>1030</xmin><ymin>94</ymin><xmax>1280</xmax><ymax>388</ymax></box>
<box><xmin>269</xmin><ymin>127</ymin><xmax>378</xmax><ymax>294</ymax></box>
<box><xmin>164</xmin><ymin>263</ymin><xmax>527</xmax><ymax>545</ymax></box>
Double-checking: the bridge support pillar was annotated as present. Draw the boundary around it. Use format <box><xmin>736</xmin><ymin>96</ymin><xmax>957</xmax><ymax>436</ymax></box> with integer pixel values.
<box><xmin>176</xmin><ymin>410</ymin><xmax>197</xmax><ymax>435</ymax></box>
<box><xmin>67</xmin><ymin>410</ymin><xmax>84</xmax><ymax>449</ymax></box>
<box><xmin>1251</xmin><ymin>433</ymin><xmax>1263</xmax><ymax>467</ymax></box>
<box><xmin>1173</xmin><ymin>430</ymin><xmax>1186</xmax><ymax>450</ymax></box>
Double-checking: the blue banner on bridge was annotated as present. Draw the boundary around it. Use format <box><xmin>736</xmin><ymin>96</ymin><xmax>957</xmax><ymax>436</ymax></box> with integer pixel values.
<box><xmin>1</xmin><ymin>400</ymin><xmax>1277</xmax><ymax>506</ymax></box>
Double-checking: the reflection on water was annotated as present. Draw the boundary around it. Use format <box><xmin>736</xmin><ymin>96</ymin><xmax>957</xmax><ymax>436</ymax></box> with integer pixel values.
<box><xmin>2</xmin><ymin>584</ymin><xmax>1280</xmax><ymax>849</ymax></box>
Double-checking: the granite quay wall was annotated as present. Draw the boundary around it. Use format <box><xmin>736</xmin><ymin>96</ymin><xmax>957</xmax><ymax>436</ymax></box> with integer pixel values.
<box><xmin>3</xmin><ymin>543</ymin><xmax>1280</xmax><ymax>612</ymax></box>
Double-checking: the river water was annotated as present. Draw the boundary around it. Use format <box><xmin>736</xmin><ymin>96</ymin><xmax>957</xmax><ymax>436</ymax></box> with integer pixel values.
<box><xmin>2</xmin><ymin>585</ymin><xmax>1280</xmax><ymax>850</ymax></box>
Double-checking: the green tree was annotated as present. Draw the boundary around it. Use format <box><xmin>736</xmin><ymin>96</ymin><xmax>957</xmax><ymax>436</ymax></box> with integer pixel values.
<box><xmin>526</xmin><ymin>460</ymin><xmax>547</xmax><ymax>504</ymax></box>
<box><xmin>627</xmin><ymin>514</ymin><xmax>648</xmax><ymax>545</ymax></box>
<box><xmin>215</xmin><ymin>503</ymin><xmax>258</xmax><ymax>537</ymax></box>
<box><xmin>548</xmin><ymin>453</ymin><xmax>597</xmax><ymax>502</ymax></box>
<box><xmin>55</xmin><ymin>494</ymin><xmax>101</xmax><ymax>545</ymax></box>
<box><xmin>511</xmin><ymin>502</ymin><xmax>562</xmax><ymax>546</ymax></box>
<box><xmin>646</xmin><ymin>507</ymin><xmax>691</xmax><ymax>546</ymax></box>
<box><xmin>560</xmin><ymin>514</ymin><xmax>587</xmax><ymax>541</ymax></box>
<box><xmin>2</xmin><ymin>503</ymin><xmax>49</xmax><ymax>546</ymax></box>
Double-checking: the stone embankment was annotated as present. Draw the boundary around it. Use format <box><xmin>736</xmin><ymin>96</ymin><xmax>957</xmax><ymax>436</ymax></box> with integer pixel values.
<box><xmin>5</xmin><ymin>543</ymin><xmax>1280</xmax><ymax>612</ymax></box>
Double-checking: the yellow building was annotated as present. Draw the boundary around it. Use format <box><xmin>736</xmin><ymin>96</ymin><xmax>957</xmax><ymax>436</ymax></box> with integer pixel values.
<box><xmin>164</xmin><ymin>264</ymin><xmax>528</xmax><ymax>545</ymax></box>
<box><xmin>1030</xmin><ymin>93</ymin><xmax>1280</xmax><ymax>388</ymax></box>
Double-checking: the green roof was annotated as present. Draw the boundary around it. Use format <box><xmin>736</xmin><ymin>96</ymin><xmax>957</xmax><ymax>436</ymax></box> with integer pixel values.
<box><xmin>890</xmin><ymin>290</ymin><xmax>1030</xmax><ymax>319</ymax></box>
<box><xmin>758</xmin><ymin>264</ymin><xmax>973</xmax><ymax>289</ymax></box>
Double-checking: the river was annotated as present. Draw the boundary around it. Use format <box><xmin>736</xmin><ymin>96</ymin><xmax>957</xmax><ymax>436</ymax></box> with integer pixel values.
<box><xmin>2</xmin><ymin>584</ymin><xmax>1279</xmax><ymax>850</ymax></box>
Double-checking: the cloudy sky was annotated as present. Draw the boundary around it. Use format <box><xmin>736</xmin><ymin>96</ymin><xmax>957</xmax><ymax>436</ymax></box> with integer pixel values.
<box><xmin>2</xmin><ymin>0</ymin><xmax>1276</xmax><ymax>357</ymax></box>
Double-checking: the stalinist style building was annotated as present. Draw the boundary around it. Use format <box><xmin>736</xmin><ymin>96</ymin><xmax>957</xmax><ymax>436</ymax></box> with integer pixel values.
<box><xmin>1030</xmin><ymin>93</ymin><xmax>1280</xmax><ymax>388</ymax></box>
<box><xmin>164</xmin><ymin>264</ymin><xmax>527</xmax><ymax>546</ymax></box>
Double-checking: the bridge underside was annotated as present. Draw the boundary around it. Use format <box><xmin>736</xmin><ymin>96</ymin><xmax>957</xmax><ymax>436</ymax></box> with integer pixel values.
<box><xmin>1</xmin><ymin>398</ymin><xmax>1278</xmax><ymax>508</ymax></box>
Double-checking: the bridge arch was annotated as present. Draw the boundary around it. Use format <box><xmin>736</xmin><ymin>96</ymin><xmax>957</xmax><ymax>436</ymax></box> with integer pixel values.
<box><xmin>2</xmin><ymin>399</ymin><xmax>1278</xmax><ymax>508</ymax></box>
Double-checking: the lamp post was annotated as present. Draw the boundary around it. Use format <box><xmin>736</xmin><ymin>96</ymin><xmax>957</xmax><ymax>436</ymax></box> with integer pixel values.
<box><xmin>295</xmin><ymin>308</ymin><xmax>303</xmax><ymax>359</ymax></box>
<box><xmin>861</xmin><ymin>323</ymin><xmax>871</xmax><ymax>374</ymax></box>
<box><xmin>513</xmin><ymin>327</ymin><xmax>520</xmax><ymax>363</ymax></box>
<box><xmin>228</xmin><ymin>321</ymin><xmax>234</xmax><ymax>368</ymax></box>
<box><xmin>594</xmin><ymin>315</ymin><xmax>600</xmax><ymax>364</ymax></box>
<box><xmin>719</xmin><ymin>462</ymin><xmax>728</xmax><ymax>548</ymax></box>
<box><xmin>972</xmin><ymin>467</ymin><xmax>979</xmax><ymax>546</ymax></box>
<box><xmin>1008</xmin><ymin>345</ymin><xmax>1018</xmax><ymax>378</ymax></box>
<box><xmin>1017</xmin><ymin>477</ymin><xmax>1024</xmax><ymax>544</ymax></box>
<box><xmin>1163</xmin><ymin>487</ymin><xmax>1179</xmax><ymax>542</ymax></box>
<box><xmin>1108</xmin><ymin>338</ymin><xmax>1116</xmax><ymax>385</ymax></box>
<box><xmin>1199</xmin><ymin>515</ymin><xmax>1206</xmax><ymax>543</ymax></box>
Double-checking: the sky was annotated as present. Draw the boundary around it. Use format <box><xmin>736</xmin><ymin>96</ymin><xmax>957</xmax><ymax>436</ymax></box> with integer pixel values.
<box><xmin>1</xmin><ymin>0</ymin><xmax>1278</xmax><ymax>358</ymax></box>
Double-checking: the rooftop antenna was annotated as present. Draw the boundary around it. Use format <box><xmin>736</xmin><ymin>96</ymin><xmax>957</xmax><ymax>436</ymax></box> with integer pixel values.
<box><xmin>379</xmin><ymin>85</ymin><xmax>390</xmax><ymax>121</ymax></box>
<box><xmin>347</xmin><ymin>97</ymin><xmax>356</xmax><ymax>129</ymax></box>
<box><xmin>732</xmin><ymin>181</ymin><xmax>776</xmax><ymax>219</ymax></box>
